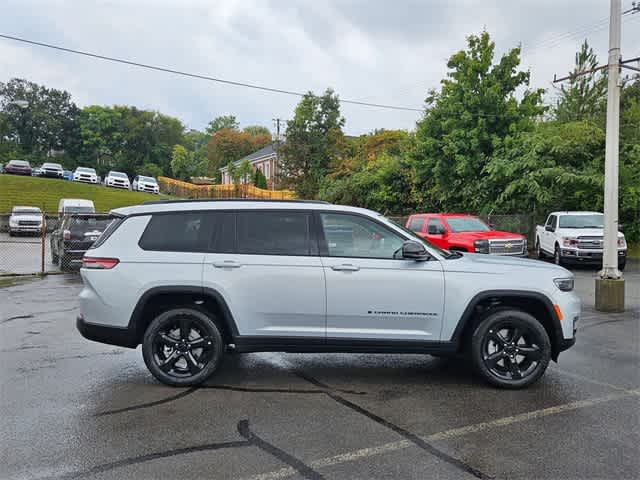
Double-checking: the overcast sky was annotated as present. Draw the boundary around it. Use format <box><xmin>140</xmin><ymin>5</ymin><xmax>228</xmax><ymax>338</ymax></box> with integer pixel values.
<box><xmin>1</xmin><ymin>1</ymin><xmax>639</xmax><ymax>135</ymax></box>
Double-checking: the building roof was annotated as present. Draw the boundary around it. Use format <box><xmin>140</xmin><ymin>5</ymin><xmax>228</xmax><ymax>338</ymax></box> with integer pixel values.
<box><xmin>220</xmin><ymin>142</ymin><xmax>279</xmax><ymax>171</ymax></box>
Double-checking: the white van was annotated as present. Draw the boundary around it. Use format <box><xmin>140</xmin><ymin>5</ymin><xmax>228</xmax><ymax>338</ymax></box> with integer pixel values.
<box><xmin>58</xmin><ymin>199</ymin><xmax>96</xmax><ymax>218</ymax></box>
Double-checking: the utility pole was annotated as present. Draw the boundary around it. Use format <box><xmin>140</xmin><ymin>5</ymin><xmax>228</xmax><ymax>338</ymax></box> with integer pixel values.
<box><xmin>551</xmin><ymin>0</ymin><xmax>640</xmax><ymax>311</ymax></box>
<box><xmin>272</xmin><ymin>118</ymin><xmax>285</xmax><ymax>190</ymax></box>
<box><xmin>595</xmin><ymin>0</ymin><xmax>625</xmax><ymax>312</ymax></box>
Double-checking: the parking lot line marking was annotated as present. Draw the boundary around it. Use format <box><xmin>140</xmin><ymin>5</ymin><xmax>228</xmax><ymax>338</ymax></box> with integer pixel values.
<box><xmin>242</xmin><ymin>389</ymin><xmax>640</xmax><ymax>480</ymax></box>
<box><xmin>550</xmin><ymin>367</ymin><xmax>632</xmax><ymax>391</ymax></box>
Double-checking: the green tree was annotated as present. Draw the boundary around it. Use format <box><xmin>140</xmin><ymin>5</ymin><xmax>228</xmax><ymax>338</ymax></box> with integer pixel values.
<box><xmin>0</xmin><ymin>78</ymin><xmax>79</xmax><ymax>157</ymax></box>
<box><xmin>412</xmin><ymin>32</ymin><xmax>546</xmax><ymax>212</ymax></box>
<box><xmin>243</xmin><ymin>125</ymin><xmax>271</xmax><ymax>137</ymax></box>
<box><xmin>206</xmin><ymin>115</ymin><xmax>239</xmax><ymax>134</ymax></box>
<box><xmin>279</xmin><ymin>88</ymin><xmax>345</xmax><ymax>198</ymax></box>
<box><xmin>170</xmin><ymin>144</ymin><xmax>202</xmax><ymax>180</ymax></box>
<box><xmin>554</xmin><ymin>40</ymin><xmax>607</xmax><ymax>125</ymax></box>
<box><xmin>140</xmin><ymin>162</ymin><xmax>164</xmax><ymax>178</ymax></box>
<box><xmin>254</xmin><ymin>167</ymin><xmax>268</xmax><ymax>189</ymax></box>
<box><xmin>236</xmin><ymin>159</ymin><xmax>253</xmax><ymax>184</ymax></box>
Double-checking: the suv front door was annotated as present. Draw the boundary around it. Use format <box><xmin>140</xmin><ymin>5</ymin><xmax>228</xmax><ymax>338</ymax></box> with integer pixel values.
<box><xmin>318</xmin><ymin>212</ymin><xmax>444</xmax><ymax>341</ymax></box>
<box><xmin>202</xmin><ymin>210</ymin><xmax>326</xmax><ymax>340</ymax></box>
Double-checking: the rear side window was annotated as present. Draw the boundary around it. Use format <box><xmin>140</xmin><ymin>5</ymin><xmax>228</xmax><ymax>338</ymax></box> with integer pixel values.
<box><xmin>139</xmin><ymin>213</ymin><xmax>209</xmax><ymax>252</ymax></box>
<box><xmin>90</xmin><ymin>217</ymin><xmax>123</xmax><ymax>249</ymax></box>
<box><xmin>237</xmin><ymin>211</ymin><xmax>311</xmax><ymax>256</ymax></box>
<box><xmin>408</xmin><ymin>217</ymin><xmax>424</xmax><ymax>232</ymax></box>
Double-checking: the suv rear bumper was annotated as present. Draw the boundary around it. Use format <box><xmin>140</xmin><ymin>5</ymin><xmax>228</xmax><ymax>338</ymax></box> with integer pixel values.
<box><xmin>76</xmin><ymin>315</ymin><xmax>138</xmax><ymax>348</ymax></box>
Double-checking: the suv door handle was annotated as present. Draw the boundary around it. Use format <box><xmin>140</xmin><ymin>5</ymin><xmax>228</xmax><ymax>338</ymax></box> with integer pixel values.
<box><xmin>212</xmin><ymin>260</ymin><xmax>242</xmax><ymax>269</ymax></box>
<box><xmin>331</xmin><ymin>264</ymin><xmax>360</xmax><ymax>271</ymax></box>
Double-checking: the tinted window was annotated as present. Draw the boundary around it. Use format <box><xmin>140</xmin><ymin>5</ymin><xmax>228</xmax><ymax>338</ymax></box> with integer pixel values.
<box><xmin>408</xmin><ymin>217</ymin><xmax>424</xmax><ymax>232</ymax></box>
<box><xmin>209</xmin><ymin>212</ymin><xmax>235</xmax><ymax>253</ymax></box>
<box><xmin>320</xmin><ymin>213</ymin><xmax>404</xmax><ymax>259</ymax></box>
<box><xmin>427</xmin><ymin>218</ymin><xmax>445</xmax><ymax>234</ymax></box>
<box><xmin>139</xmin><ymin>212</ymin><xmax>209</xmax><ymax>252</ymax></box>
<box><xmin>237</xmin><ymin>211</ymin><xmax>310</xmax><ymax>256</ymax></box>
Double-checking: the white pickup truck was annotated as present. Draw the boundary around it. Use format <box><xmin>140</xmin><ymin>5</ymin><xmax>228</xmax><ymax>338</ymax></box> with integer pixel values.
<box><xmin>535</xmin><ymin>211</ymin><xmax>627</xmax><ymax>270</ymax></box>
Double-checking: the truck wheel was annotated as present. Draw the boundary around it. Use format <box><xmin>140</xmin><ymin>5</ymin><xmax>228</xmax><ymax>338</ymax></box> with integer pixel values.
<box><xmin>618</xmin><ymin>259</ymin><xmax>626</xmax><ymax>272</ymax></box>
<box><xmin>142</xmin><ymin>308</ymin><xmax>224</xmax><ymax>387</ymax></box>
<box><xmin>536</xmin><ymin>238</ymin><xmax>545</xmax><ymax>259</ymax></box>
<box><xmin>471</xmin><ymin>308</ymin><xmax>551</xmax><ymax>389</ymax></box>
<box><xmin>554</xmin><ymin>245</ymin><xmax>564</xmax><ymax>266</ymax></box>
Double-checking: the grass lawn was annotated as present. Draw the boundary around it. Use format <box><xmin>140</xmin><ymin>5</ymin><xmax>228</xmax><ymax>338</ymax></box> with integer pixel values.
<box><xmin>0</xmin><ymin>174</ymin><xmax>172</xmax><ymax>213</ymax></box>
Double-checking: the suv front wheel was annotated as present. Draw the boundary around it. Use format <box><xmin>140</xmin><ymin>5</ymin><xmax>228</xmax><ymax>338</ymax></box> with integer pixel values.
<box><xmin>471</xmin><ymin>308</ymin><xmax>551</xmax><ymax>389</ymax></box>
<box><xmin>142</xmin><ymin>308</ymin><xmax>224</xmax><ymax>386</ymax></box>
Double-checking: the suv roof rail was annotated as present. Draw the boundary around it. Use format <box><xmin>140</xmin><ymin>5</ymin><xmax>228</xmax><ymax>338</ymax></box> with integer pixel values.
<box><xmin>142</xmin><ymin>198</ymin><xmax>331</xmax><ymax>205</ymax></box>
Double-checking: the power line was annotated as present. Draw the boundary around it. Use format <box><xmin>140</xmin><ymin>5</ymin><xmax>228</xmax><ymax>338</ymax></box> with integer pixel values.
<box><xmin>0</xmin><ymin>33</ymin><xmax>424</xmax><ymax>113</ymax></box>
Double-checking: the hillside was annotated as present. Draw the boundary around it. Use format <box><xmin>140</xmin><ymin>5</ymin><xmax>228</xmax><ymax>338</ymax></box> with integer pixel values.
<box><xmin>0</xmin><ymin>175</ymin><xmax>171</xmax><ymax>213</ymax></box>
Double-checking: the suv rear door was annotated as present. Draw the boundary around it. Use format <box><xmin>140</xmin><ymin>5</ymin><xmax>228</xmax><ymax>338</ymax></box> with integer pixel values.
<box><xmin>202</xmin><ymin>210</ymin><xmax>326</xmax><ymax>340</ymax></box>
<box><xmin>318</xmin><ymin>212</ymin><xmax>444</xmax><ymax>341</ymax></box>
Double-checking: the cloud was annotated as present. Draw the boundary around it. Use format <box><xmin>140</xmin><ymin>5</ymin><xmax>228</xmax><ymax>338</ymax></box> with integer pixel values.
<box><xmin>1</xmin><ymin>0</ymin><xmax>638</xmax><ymax>135</ymax></box>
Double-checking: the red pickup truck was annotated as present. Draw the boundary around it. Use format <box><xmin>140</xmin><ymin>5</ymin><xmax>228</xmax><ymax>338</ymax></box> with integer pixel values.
<box><xmin>405</xmin><ymin>213</ymin><xmax>528</xmax><ymax>256</ymax></box>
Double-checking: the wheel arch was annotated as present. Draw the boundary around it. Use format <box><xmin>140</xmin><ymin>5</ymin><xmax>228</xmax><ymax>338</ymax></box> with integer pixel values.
<box><xmin>451</xmin><ymin>290</ymin><xmax>564</xmax><ymax>361</ymax></box>
<box><xmin>129</xmin><ymin>286</ymin><xmax>238</xmax><ymax>346</ymax></box>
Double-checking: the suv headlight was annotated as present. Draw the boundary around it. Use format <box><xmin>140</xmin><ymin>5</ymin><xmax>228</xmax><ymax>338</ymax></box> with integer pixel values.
<box><xmin>474</xmin><ymin>239</ymin><xmax>490</xmax><ymax>254</ymax></box>
<box><xmin>554</xmin><ymin>277</ymin><xmax>574</xmax><ymax>292</ymax></box>
<box><xmin>618</xmin><ymin>237</ymin><xmax>626</xmax><ymax>249</ymax></box>
<box><xmin>562</xmin><ymin>237</ymin><xmax>578</xmax><ymax>247</ymax></box>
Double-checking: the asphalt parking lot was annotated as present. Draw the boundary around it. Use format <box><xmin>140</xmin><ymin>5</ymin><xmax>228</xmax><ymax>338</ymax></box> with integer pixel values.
<box><xmin>1</xmin><ymin>262</ymin><xmax>638</xmax><ymax>480</ymax></box>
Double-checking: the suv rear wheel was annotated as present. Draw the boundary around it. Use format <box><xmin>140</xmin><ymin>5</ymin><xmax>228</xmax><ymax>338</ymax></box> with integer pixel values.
<box><xmin>471</xmin><ymin>308</ymin><xmax>551</xmax><ymax>389</ymax></box>
<box><xmin>142</xmin><ymin>308</ymin><xmax>224</xmax><ymax>387</ymax></box>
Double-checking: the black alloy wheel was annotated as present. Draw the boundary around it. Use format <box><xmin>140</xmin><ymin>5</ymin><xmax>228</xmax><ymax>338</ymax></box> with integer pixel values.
<box><xmin>142</xmin><ymin>308</ymin><xmax>223</xmax><ymax>386</ymax></box>
<box><xmin>472</xmin><ymin>308</ymin><xmax>551</xmax><ymax>389</ymax></box>
<box><xmin>536</xmin><ymin>238</ymin><xmax>545</xmax><ymax>259</ymax></box>
<box><xmin>554</xmin><ymin>245</ymin><xmax>563</xmax><ymax>266</ymax></box>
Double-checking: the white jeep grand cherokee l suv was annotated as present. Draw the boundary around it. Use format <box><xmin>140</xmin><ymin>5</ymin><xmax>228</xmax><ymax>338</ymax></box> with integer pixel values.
<box><xmin>77</xmin><ymin>200</ymin><xmax>579</xmax><ymax>389</ymax></box>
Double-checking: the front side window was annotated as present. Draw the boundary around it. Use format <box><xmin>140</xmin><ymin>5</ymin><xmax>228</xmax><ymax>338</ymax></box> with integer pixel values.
<box><xmin>408</xmin><ymin>217</ymin><xmax>424</xmax><ymax>232</ymax></box>
<box><xmin>427</xmin><ymin>218</ymin><xmax>445</xmax><ymax>234</ymax></box>
<box><xmin>237</xmin><ymin>211</ymin><xmax>311</xmax><ymax>256</ymax></box>
<box><xmin>320</xmin><ymin>213</ymin><xmax>405</xmax><ymax>259</ymax></box>
<box><xmin>139</xmin><ymin>212</ymin><xmax>209</xmax><ymax>252</ymax></box>
<box><xmin>546</xmin><ymin>215</ymin><xmax>556</xmax><ymax>228</ymax></box>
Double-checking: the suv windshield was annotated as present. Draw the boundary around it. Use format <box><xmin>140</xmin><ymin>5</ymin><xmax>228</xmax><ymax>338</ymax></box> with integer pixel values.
<box><xmin>13</xmin><ymin>208</ymin><xmax>41</xmax><ymax>215</ymax></box>
<box><xmin>10</xmin><ymin>160</ymin><xmax>29</xmax><ymax>166</ymax></box>
<box><xmin>110</xmin><ymin>172</ymin><xmax>127</xmax><ymax>178</ymax></box>
<box><xmin>559</xmin><ymin>214</ymin><xmax>604</xmax><ymax>228</ymax></box>
<box><xmin>76</xmin><ymin>167</ymin><xmax>96</xmax><ymax>174</ymax></box>
<box><xmin>139</xmin><ymin>176</ymin><xmax>156</xmax><ymax>183</ymax></box>
<box><xmin>65</xmin><ymin>206</ymin><xmax>95</xmax><ymax>214</ymax></box>
<box><xmin>43</xmin><ymin>163</ymin><xmax>62</xmax><ymax>169</ymax></box>
<box><xmin>446</xmin><ymin>217</ymin><xmax>490</xmax><ymax>232</ymax></box>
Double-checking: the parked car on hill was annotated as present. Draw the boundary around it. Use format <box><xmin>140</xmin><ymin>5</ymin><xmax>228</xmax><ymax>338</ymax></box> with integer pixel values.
<box><xmin>40</xmin><ymin>162</ymin><xmax>64</xmax><ymax>178</ymax></box>
<box><xmin>5</xmin><ymin>159</ymin><xmax>32</xmax><ymax>176</ymax></box>
<box><xmin>104</xmin><ymin>171</ymin><xmax>130</xmax><ymax>190</ymax></box>
<box><xmin>63</xmin><ymin>170</ymin><xmax>74</xmax><ymax>181</ymax></box>
<box><xmin>51</xmin><ymin>213</ymin><xmax>113</xmax><ymax>270</ymax></box>
<box><xmin>132</xmin><ymin>175</ymin><xmax>160</xmax><ymax>194</ymax></box>
<box><xmin>73</xmin><ymin>167</ymin><xmax>98</xmax><ymax>184</ymax></box>
<box><xmin>8</xmin><ymin>206</ymin><xmax>43</xmax><ymax>236</ymax></box>
<box><xmin>77</xmin><ymin>199</ymin><xmax>578</xmax><ymax>389</ymax></box>
<box><xmin>535</xmin><ymin>211</ymin><xmax>626</xmax><ymax>270</ymax></box>
<box><xmin>406</xmin><ymin>213</ymin><xmax>527</xmax><ymax>256</ymax></box>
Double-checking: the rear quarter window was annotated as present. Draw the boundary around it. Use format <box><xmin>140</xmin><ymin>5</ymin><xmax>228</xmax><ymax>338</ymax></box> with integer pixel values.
<box><xmin>139</xmin><ymin>213</ymin><xmax>210</xmax><ymax>252</ymax></box>
<box><xmin>90</xmin><ymin>217</ymin><xmax>123</xmax><ymax>249</ymax></box>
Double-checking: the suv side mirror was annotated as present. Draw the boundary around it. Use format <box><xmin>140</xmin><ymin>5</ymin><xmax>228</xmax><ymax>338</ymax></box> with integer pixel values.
<box><xmin>545</xmin><ymin>225</ymin><xmax>554</xmax><ymax>232</ymax></box>
<box><xmin>401</xmin><ymin>241</ymin><xmax>430</xmax><ymax>261</ymax></box>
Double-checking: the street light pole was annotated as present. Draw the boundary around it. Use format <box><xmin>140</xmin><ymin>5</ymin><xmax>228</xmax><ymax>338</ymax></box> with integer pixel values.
<box><xmin>596</xmin><ymin>0</ymin><xmax>625</xmax><ymax>312</ymax></box>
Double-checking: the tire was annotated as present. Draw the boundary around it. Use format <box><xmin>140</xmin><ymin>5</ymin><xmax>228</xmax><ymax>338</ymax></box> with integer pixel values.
<box><xmin>471</xmin><ymin>308</ymin><xmax>551</xmax><ymax>389</ymax></box>
<box><xmin>554</xmin><ymin>244</ymin><xmax>564</xmax><ymax>267</ymax></box>
<box><xmin>9</xmin><ymin>230</ymin><xmax>14</xmax><ymax>237</ymax></box>
<box><xmin>536</xmin><ymin>238</ymin><xmax>545</xmax><ymax>259</ymax></box>
<box><xmin>142</xmin><ymin>308</ymin><xmax>224</xmax><ymax>387</ymax></box>
<box><xmin>618</xmin><ymin>259</ymin><xmax>626</xmax><ymax>272</ymax></box>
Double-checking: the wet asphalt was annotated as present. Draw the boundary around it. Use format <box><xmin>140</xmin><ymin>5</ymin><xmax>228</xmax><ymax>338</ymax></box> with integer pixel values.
<box><xmin>1</xmin><ymin>261</ymin><xmax>638</xmax><ymax>480</ymax></box>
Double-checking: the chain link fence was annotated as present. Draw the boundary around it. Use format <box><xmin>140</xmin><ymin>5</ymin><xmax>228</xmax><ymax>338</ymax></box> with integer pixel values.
<box><xmin>0</xmin><ymin>212</ymin><xmax>113</xmax><ymax>275</ymax></box>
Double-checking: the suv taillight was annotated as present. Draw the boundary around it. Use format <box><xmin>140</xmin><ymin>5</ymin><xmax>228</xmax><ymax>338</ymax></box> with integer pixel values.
<box><xmin>63</xmin><ymin>229</ymin><xmax>71</xmax><ymax>240</ymax></box>
<box><xmin>82</xmin><ymin>257</ymin><xmax>119</xmax><ymax>269</ymax></box>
